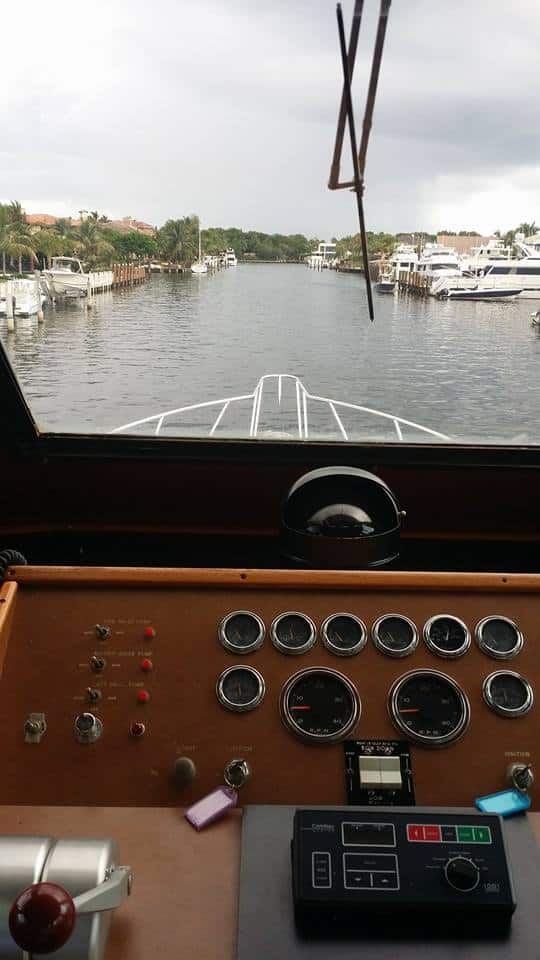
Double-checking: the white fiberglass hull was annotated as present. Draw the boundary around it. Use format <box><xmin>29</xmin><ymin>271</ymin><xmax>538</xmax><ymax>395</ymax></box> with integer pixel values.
<box><xmin>191</xmin><ymin>263</ymin><xmax>208</xmax><ymax>274</ymax></box>
<box><xmin>43</xmin><ymin>271</ymin><xmax>89</xmax><ymax>295</ymax></box>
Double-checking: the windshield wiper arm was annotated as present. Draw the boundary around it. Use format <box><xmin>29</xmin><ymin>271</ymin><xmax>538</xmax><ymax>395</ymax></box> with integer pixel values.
<box><xmin>330</xmin><ymin>0</ymin><xmax>392</xmax><ymax>322</ymax></box>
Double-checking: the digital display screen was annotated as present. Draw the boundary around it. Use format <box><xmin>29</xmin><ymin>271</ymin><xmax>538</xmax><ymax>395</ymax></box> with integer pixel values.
<box><xmin>342</xmin><ymin>822</ymin><xmax>395</xmax><ymax>847</ymax></box>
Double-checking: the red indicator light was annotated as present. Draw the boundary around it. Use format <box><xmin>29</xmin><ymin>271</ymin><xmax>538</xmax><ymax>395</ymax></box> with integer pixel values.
<box><xmin>424</xmin><ymin>825</ymin><xmax>442</xmax><ymax>842</ymax></box>
<box><xmin>407</xmin><ymin>825</ymin><xmax>425</xmax><ymax>842</ymax></box>
<box><xmin>137</xmin><ymin>690</ymin><xmax>150</xmax><ymax>704</ymax></box>
<box><xmin>143</xmin><ymin>627</ymin><xmax>156</xmax><ymax>639</ymax></box>
<box><xmin>141</xmin><ymin>658</ymin><xmax>153</xmax><ymax>672</ymax></box>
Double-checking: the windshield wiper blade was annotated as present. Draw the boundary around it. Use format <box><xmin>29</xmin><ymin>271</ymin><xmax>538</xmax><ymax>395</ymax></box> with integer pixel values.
<box><xmin>330</xmin><ymin>0</ymin><xmax>392</xmax><ymax>322</ymax></box>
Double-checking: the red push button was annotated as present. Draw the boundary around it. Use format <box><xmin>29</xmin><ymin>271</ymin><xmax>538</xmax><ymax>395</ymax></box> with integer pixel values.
<box><xmin>424</xmin><ymin>825</ymin><xmax>442</xmax><ymax>842</ymax></box>
<box><xmin>140</xmin><ymin>658</ymin><xmax>153</xmax><ymax>672</ymax></box>
<box><xmin>143</xmin><ymin>627</ymin><xmax>156</xmax><ymax>639</ymax></box>
<box><xmin>407</xmin><ymin>824</ymin><xmax>425</xmax><ymax>842</ymax></box>
<box><xmin>130</xmin><ymin>721</ymin><xmax>146</xmax><ymax>738</ymax></box>
<box><xmin>137</xmin><ymin>690</ymin><xmax>150</xmax><ymax>704</ymax></box>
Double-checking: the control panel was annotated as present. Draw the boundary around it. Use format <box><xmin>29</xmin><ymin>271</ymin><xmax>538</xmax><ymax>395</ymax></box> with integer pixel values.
<box><xmin>0</xmin><ymin>570</ymin><xmax>538</xmax><ymax>808</ymax></box>
<box><xmin>292</xmin><ymin>808</ymin><xmax>516</xmax><ymax>936</ymax></box>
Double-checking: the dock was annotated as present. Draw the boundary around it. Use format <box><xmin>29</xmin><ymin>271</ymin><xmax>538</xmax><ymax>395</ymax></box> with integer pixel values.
<box><xmin>397</xmin><ymin>269</ymin><xmax>431</xmax><ymax>295</ymax></box>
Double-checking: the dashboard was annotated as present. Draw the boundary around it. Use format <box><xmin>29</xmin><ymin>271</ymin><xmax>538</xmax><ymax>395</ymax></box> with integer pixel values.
<box><xmin>1</xmin><ymin>566</ymin><xmax>538</xmax><ymax>810</ymax></box>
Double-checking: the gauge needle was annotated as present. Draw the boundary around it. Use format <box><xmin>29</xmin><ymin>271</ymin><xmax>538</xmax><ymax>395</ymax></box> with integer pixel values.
<box><xmin>400</xmin><ymin>708</ymin><xmax>420</xmax><ymax>713</ymax></box>
<box><xmin>291</xmin><ymin>706</ymin><xmax>311</xmax><ymax>711</ymax></box>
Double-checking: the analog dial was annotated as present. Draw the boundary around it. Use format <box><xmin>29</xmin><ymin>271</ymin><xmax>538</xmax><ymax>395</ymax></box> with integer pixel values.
<box><xmin>482</xmin><ymin>671</ymin><xmax>533</xmax><ymax>717</ymax></box>
<box><xmin>320</xmin><ymin>613</ymin><xmax>367</xmax><ymax>656</ymax></box>
<box><xmin>389</xmin><ymin>670</ymin><xmax>470</xmax><ymax>746</ymax></box>
<box><xmin>271</xmin><ymin>612</ymin><xmax>316</xmax><ymax>655</ymax></box>
<box><xmin>219</xmin><ymin>611</ymin><xmax>265</xmax><ymax>654</ymax></box>
<box><xmin>280</xmin><ymin>668</ymin><xmax>360</xmax><ymax>743</ymax></box>
<box><xmin>372</xmin><ymin>614</ymin><xmax>418</xmax><ymax>658</ymax></box>
<box><xmin>424</xmin><ymin>615</ymin><xmax>470</xmax><ymax>658</ymax></box>
<box><xmin>216</xmin><ymin>666</ymin><xmax>265</xmax><ymax>712</ymax></box>
<box><xmin>476</xmin><ymin>617</ymin><xmax>523</xmax><ymax>660</ymax></box>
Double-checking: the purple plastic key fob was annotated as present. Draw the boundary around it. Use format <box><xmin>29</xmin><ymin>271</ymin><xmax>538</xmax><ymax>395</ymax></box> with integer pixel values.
<box><xmin>185</xmin><ymin>786</ymin><xmax>238</xmax><ymax>831</ymax></box>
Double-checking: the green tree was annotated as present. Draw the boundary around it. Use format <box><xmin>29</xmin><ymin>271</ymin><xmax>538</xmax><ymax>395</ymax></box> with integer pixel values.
<box><xmin>31</xmin><ymin>228</ymin><xmax>67</xmax><ymax>268</ymax></box>
<box><xmin>158</xmin><ymin>216</ymin><xmax>199</xmax><ymax>264</ymax></box>
<box><xmin>74</xmin><ymin>215</ymin><xmax>115</xmax><ymax>269</ymax></box>
<box><xmin>517</xmin><ymin>221</ymin><xmax>538</xmax><ymax>237</ymax></box>
<box><xmin>0</xmin><ymin>203</ymin><xmax>38</xmax><ymax>274</ymax></box>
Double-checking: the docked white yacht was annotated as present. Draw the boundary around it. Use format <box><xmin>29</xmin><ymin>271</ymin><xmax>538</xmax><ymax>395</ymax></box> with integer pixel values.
<box><xmin>416</xmin><ymin>244</ymin><xmax>462</xmax><ymax>285</ymax></box>
<box><xmin>389</xmin><ymin>243</ymin><xmax>418</xmax><ymax>275</ymax></box>
<box><xmin>42</xmin><ymin>257</ymin><xmax>90</xmax><ymax>296</ymax></box>
<box><xmin>225</xmin><ymin>248</ymin><xmax>238</xmax><ymax>267</ymax></box>
<box><xmin>466</xmin><ymin>241</ymin><xmax>540</xmax><ymax>299</ymax></box>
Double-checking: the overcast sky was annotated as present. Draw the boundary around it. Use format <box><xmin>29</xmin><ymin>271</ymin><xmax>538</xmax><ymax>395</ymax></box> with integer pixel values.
<box><xmin>2</xmin><ymin>0</ymin><xmax>539</xmax><ymax>237</ymax></box>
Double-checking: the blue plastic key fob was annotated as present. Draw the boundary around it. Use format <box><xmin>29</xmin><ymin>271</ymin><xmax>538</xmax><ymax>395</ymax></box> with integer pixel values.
<box><xmin>475</xmin><ymin>788</ymin><xmax>531</xmax><ymax>817</ymax></box>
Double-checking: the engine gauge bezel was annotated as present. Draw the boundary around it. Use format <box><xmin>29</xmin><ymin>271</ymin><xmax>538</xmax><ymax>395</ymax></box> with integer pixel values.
<box><xmin>280</xmin><ymin>667</ymin><xmax>361</xmax><ymax>744</ymax></box>
<box><xmin>423</xmin><ymin>614</ymin><xmax>471</xmax><ymax>659</ymax></box>
<box><xmin>371</xmin><ymin>613</ymin><xmax>419</xmax><ymax>658</ymax></box>
<box><xmin>475</xmin><ymin>616</ymin><xmax>523</xmax><ymax>661</ymax></box>
<box><xmin>482</xmin><ymin>670</ymin><xmax>533</xmax><ymax>717</ymax></box>
<box><xmin>216</xmin><ymin>665</ymin><xmax>266</xmax><ymax>713</ymax></box>
<box><xmin>271</xmin><ymin>612</ymin><xmax>317</xmax><ymax>655</ymax></box>
<box><xmin>320</xmin><ymin>613</ymin><xmax>367</xmax><ymax>657</ymax></box>
<box><xmin>218</xmin><ymin>610</ymin><xmax>265</xmax><ymax>654</ymax></box>
<box><xmin>388</xmin><ymin>668</ymin><xmax>471</xmax><ymax>747</ymax></box>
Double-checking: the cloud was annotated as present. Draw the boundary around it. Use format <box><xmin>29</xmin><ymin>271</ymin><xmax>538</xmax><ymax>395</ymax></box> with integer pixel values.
<box><xmin>1</xmin><ymin>0</ymin><xmax>538</xmax><ymax>236</ymax></box>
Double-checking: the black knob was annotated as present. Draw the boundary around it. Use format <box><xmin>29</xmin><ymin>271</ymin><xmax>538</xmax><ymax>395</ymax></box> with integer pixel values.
<box><xmin>444</xmin><ymin>857</ymin><xmax>480</xmax><ymax>892</ymax></box>
<box><xmin>74</xmin><ymin>712</ymin><xmax>102</xmax><ymax>743</ymax></box>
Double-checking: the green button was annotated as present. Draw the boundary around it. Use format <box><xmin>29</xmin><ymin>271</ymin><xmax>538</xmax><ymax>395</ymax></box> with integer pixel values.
<box><xmin>473</xmin><ymin>826</ymin><xmax>491</xmax><ymax>844</ymax></box>
<box><xmin>457</xmin><ymin>826</ymin><xmax>474</xmax><ymax>842</ymax></box>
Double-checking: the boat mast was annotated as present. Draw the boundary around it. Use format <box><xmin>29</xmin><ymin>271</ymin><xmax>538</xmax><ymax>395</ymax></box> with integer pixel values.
<box><xmin>198</xmin><ymin>220</ymin><xmax>202</xmax><ymax>263</ymax></box>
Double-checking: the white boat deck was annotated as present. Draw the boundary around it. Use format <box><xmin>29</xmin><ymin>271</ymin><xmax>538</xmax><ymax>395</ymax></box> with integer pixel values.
<box><xmin>112</xmin><ymin>374</ymin><xmax>450</xmax><ymax>443</ymax></box>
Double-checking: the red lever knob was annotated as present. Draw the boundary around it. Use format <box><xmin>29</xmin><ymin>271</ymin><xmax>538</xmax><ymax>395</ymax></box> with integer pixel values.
<box><xmin>9</xmin><ymin>882</ymin><xmax>76</xmax><ymax>954</ymax></box>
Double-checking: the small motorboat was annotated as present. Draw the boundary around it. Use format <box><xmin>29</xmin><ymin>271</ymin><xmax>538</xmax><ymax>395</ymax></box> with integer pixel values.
<box><xmin>436</xmin><ymin>285</ymin><xmax>522</xmax><ymax>302</ymax></box>
<box><xmin>375</xmin><ymin>271</ymin><xmax>395</xmax><ymax>294</ymax></box>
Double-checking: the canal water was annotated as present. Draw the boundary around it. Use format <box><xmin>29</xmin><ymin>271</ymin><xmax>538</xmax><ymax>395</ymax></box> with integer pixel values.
<box><xmin>2</xmin><ymin>264</ymin><xmax>539</xmax><ymax>444</ymax></box>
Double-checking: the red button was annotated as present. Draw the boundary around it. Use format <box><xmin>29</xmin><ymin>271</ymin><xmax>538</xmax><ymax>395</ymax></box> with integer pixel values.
<box><xmin>137</xmin><ymin>690</ymin><xmax>150</xmax><ymax>704</ymax></box>
<box><xmin>407</xmin><ymin>824</ymin><xmax>425</xmax><ymax>842</ymax></box>
<box><xmin>143</xmin><ymin>627</ymin><xmax>156</xmax><ymax>639</ymax></box>
<box><xmin>141</xmin><ymin>658</ymin><xmax>153</xmax><ymax>672</ymax></box>
<box><xmin>424</xmin><ymin>825</ymin><xmax>442</xmax><ymax>842</ymax></box>
<box><xmin>130</xmin><ymin>721</ymin><xmax>145</xmax><ymax>738</ymax></box>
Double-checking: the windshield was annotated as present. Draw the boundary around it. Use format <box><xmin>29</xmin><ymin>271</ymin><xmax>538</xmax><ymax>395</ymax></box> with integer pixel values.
<box><xmin>1</xmin><ymin>1</ymin><xmax>539</xmax><ymax>447</ymax></box>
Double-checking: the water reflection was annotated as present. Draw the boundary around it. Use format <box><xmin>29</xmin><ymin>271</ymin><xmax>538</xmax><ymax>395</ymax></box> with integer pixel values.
<box><xmin>1</xmin><ymin>265</ymin><xmax>539</xmax><ymax>444</ymax></box>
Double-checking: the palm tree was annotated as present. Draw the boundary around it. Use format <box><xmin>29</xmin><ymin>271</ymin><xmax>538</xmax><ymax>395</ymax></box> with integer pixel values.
<box><xmin>74</xmin><ymin>217</ymin><xmax>114</xmax><ymax>269</ymax></box>
<box><xmin>32</xmin><ymin>229</ymin><xmax>67</xmax><ymax>269</ymax></box>
<box><xmin>0</xmin><ymin>219</ymin><xmax>38</xmax><ymax>274</ymax></box>
<box><xmin>517</xmin><ymin>222</ymin><xmax>538</xmax><ymax>238</ymax></box>
<box><xmin>158</xmin><ymin>217</ymin><xmax>198</xmax><ymax>264</ymax></box>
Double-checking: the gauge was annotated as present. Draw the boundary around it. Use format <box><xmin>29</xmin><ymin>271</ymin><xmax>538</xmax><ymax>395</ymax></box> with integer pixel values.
<box><xmin>216</xmin><ymin>666</ymin><xmax>265</xmax><ymax>713</ymax></box>
<box><xmin>475</xmin><ymin>617</ymin><xmax>523</xmax><ymax>660</ymax></box>
<box><xmin>423</xmin><ymin>615</ymin><xmax>470</xmax><ymax>658</ymax></box>
<box><xmin>482</xmin><ymin>671</ymin><xmax>533</xmax><ymax>717</ymax></box>
<box><xmin>271</xmin><ymin>612</ymin><xmax>316</xmax><ymax>655</ymax></box>
<box><xmin>280</xmin><ymin>668</ymin><xmax>360</xmax><ymax>743</ymax></box>
<box><xmin>320</xmin><ymin>613</ymin><xmax>367</xmax><ymax>657</ymax></box>
<box><xmin>388</xmin><ymin>669</ymin><xmax>470</xmax><ymax>747</ymax></box>
<box><xmin>218</xmin><ymin>611</ymin><xmax>265</xmax><ymax>654</ymax></box>
<box><xmin>372</xmin><ymin>614</ymin><xmax>418</xmax><ymax>658</ymax></box>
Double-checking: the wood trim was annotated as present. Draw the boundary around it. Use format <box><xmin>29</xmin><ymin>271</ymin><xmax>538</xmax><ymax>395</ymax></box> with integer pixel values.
<box><xmin>0</xmin><ymin>581</ymin><xmax>17</xmax><ymax>677</ymax></box>
<box><xmin>7</xmin><ymin>566</ymin><xmax>540</xmax><ymax>592</ymax></box>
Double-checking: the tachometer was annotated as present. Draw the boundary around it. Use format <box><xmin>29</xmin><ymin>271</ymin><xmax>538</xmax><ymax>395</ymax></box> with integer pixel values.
<box><xmin>388</xmin><ymin>669</ymin><xmax>470</xmax><ymax>747</ymax></box>
<box><xmin>280</xmin><ymin>668</ymin><xmax>360</xmax><ymax>743</ymax></box>
<box><xmin>320</xmin><ymin>613</ymin><xmax>367</xmax><ymax>656</ymax></box>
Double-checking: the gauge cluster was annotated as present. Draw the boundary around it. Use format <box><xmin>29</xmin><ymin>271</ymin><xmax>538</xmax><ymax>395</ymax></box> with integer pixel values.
<box><xmin>215</xmin><ymin>609</ymin><xmax>534</xmax><ymax>746</ymax></box>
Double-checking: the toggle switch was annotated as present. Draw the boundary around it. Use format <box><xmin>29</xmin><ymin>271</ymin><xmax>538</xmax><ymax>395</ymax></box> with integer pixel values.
<box><xmin>95</xmin><ymin>624</ymin><xmax>111</xmax><ymax>641</ymax></box>
<box><xmin>24</xmin><ymin>713</ymin><xmax>47</xmax><ymax>744</ymax></box>
<box><xmin>90</xmin><ymin>656</ymin><xmax>106</xmax><ymax>673</ymax></box>
<box><xmin>87</xmin><ymin>687</ymin><xmax>102</xmax><ymax>704</ymax></box>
